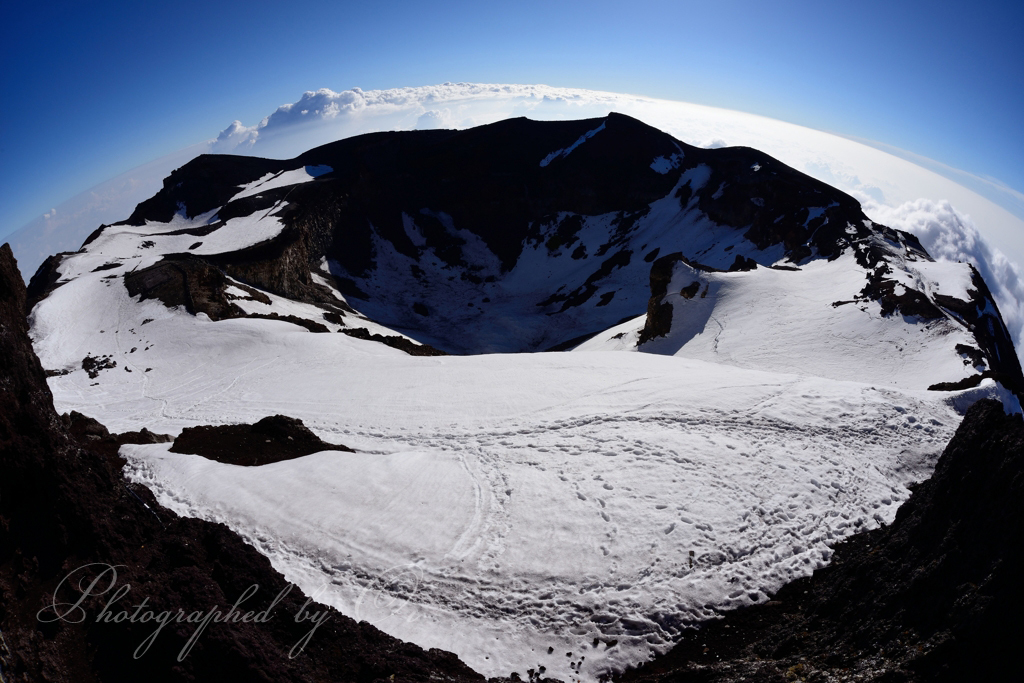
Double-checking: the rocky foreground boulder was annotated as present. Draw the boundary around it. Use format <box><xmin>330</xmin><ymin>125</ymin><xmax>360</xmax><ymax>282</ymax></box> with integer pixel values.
<box><xmin>0</xmin><ymin>242</ymin><xmax>485</xmax><ymax>683</ymax></box>
<box><xmin>621</xmin><ymin>398</ymin><xmax>1024</xmax><ymax>682</ymax></box>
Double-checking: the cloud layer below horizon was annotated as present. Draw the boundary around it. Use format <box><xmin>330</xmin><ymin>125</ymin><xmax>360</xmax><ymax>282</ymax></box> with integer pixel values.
<box><xmin>10</xmin><ymin>83</ymin><xmax>1023</xmax><ymax>360</ymax></box>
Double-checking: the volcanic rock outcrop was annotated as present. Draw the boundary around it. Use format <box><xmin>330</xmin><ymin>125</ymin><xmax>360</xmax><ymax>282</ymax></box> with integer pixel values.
<box><xmin>170</xmin><ymin>414</ymin><xmax>354</xmax><ymax>466</ymax></box>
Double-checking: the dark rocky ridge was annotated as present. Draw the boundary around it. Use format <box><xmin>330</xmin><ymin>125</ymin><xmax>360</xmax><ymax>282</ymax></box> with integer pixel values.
<box><xmin>30</xmin><ymin>113</ymin><xmax>1022</xmax><ymax>377</ymax></box>
<box><xmin>619</xmin><ymin>398</ymin><xmax>1023</xmax><ymax>683</ymax></box>
<box><xmin>339</xmin><ymin>326</ymin><xmax>448</xmax><ymax>356</ymax></box>
<box><xmin>0</xmin><ymin>243</ymin><xmax>487</xmax><ymax>682</ymax></box>
<box><xmin>125</xmin><ymin>155</ymin><xmax>287</xmax><ymax>226</ymax></box>
<box><xmin>129</xmin><ymin>113</ymin><xmax>868</xmax><ymax>283</ymax></box>
<box><xmin>123</xmin><ymin>253</ymin><xmax>243</xmax><ymax>321</ymax></box>
<box><xmin>25</xmin><ymin>251</ymin><xmax>74</xmax><ymax>312</ymax></box>
<box><xmin>65</xmin><ymin>410</ymin><xmax>173</xmax><ymax>446</ymax></box>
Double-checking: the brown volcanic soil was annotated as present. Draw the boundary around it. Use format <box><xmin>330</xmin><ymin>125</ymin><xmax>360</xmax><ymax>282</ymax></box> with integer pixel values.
<box><xmin>170</xmin><ymin>414</ymin><xmax>354</xmax><ymax>466</ymax></box>
<box><xmin>0</xmin><ymin>243</ymin><xmax>486</xmax><ymax>683</ymax></box>
<box><xmin>619</xmin><ymin>398</ymin><xmax>1024</xmax><ymax>683</ymax></box>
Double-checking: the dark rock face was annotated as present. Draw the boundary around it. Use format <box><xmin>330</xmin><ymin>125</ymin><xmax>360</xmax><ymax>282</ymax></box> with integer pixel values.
<box><xmin>125</xmin><ymin>156</ymin><xmax>287</xmax><ymax>226</ymax></box>
<box><xmin>339</xmin><ymin>326</ymin><xmax>448</xmax><ymax>356</ymax></box>
<box><xmin>82</xmin><ymin>353</ymin><xmax>118</xmax><ymax>378</ymax></box>
<box><xmin>937</xmin><ymin>266</ymin><xmax>1023</xmax><ymax>394</ymax></box>
<box><xmin>636</xmin><ymin>254</ymin><xmax>718</xmax><ymax>346</ymax></box>
<box><xmin>620</xmin><ymin>398</ymin><xmax>1024</xmax><ymax>683</ymax></box>
<box><xmin>202</xmin><ymin>224</ymin><xmax>343</xmax><ymax>307</ymax></box>
<box><xmin>123</xmin><ymin>255</ymin><xmax>348</xmax><ymax>333</ymax></box>
<box><xmin>291</xmin><ymin>116</ymin><xmax>684</xmax><ymax>275</ymax></box>
<box><xmin>25</xmin><ymin>252</ymin><xmax>73</xmax><ymax>313</ymax></box>
<box><xmin>637</xmin><ymin>252</ymin><xmax>685</xmax><ymax>346</ymax></box>
<box><xmin>0</xmin><ymin>243</ymin><xmax>484</xmax><ymax>682</ymax></box>
<box><xmin>170</xmin><ymin>415</ymin><xmax>353</xmax><ymax>466</ymax></box>
<box><xmin>727</xmin><ymin>255</ymin><xmax>757</xmax><ymax>272</ymax></box>
<box><xmin>244</xmin><ymin>311</ymin><xmax>330</xmax><ymax>332</ymax></box>
<box><xmin>278</xmin><ymin>114</ymin><xmax>870</xmax><ymax>278</ymax></box>
<box><xmin>124</xmin><ymin>254</ymin><xmax>242</xmax><ymax>321</ymax></box>
<box><xmin>64</xmin><ymin>411</ymin><xmax>172</xmax><ymax>449</ymax></box>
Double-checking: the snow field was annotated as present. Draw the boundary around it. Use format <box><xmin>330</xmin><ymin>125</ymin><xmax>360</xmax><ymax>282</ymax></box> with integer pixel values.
<box><xmin>34</xmin><ymin>254</ymin><xmax>970</xmax><ymax>682</ymax></box>
<box><xmin>80</xmin><ymin>302</ymin><xmax>965</xmax><ymax>680</ymax></box>
<box><xmin>578</xmin><ymin>253</ymin><xmax>980</xmax><ymax>390</ymax></box>
<box><xmin>231</xmin><ymin>165</ymin><xmax>332</xmax><ymax>200</ymax></box>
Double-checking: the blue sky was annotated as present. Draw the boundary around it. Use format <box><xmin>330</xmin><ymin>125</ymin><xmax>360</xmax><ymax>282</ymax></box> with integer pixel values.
<box><xmin>1</xmin><ymin>0</ymin><xmax>1022</xmax><ymax>241</ymax></box>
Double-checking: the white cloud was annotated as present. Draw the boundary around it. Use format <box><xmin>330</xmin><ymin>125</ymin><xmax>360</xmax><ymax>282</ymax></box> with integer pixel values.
<box><xmin>415</xmin><ymin>109</ymin><xmax>452</xmax><ymax>130</ymax></box>
<box><xmin>211</xmin><ymin>120</ymin><xmax>259</xmax><ymax>152</ymax></box>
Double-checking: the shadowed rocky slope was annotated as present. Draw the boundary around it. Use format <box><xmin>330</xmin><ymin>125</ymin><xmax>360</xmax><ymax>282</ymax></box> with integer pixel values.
<box><xmin>0</xmin><ymin>243</ymin><xmax>485</xmax><ymax>682</ymax></box>
<box><xmin>620</xmin><ymin>398</ymin><xmax>1023</xmax><ymax>683</ymax></box>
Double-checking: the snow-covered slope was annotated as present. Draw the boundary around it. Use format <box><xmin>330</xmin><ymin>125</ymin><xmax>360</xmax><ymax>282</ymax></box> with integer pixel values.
<box><xmin>576</xmin><ymin>252</ymin><xmax>997</xmax><ymax>391</ymax></box>
<box><xmin>25</xmin><ymin>114</ymin><xmax>1022</xmax><ymax>681</ymax></box>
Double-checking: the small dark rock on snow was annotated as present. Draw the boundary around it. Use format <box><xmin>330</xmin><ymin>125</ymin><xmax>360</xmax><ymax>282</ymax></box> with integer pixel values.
<box><xmin>170</xmin><ymin>414</ymin><xmax>353</xmax><ymax>466</ymax></box>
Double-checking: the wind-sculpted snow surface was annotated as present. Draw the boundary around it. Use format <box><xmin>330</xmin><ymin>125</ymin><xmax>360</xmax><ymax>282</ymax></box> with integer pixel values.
<box><xmin>619</xmin><ymin>399</ymin><xmax>1024</xmax><ymax>682</ymax></box>
<box><xmin>112</xmin><ymin>348</ymin><xmax>964</xmax><ymax>682</ymax></box>
<box><xmin>0</xmin><ymin>244</ymin><xmax>485</xmax><ymax>683</ymax></box>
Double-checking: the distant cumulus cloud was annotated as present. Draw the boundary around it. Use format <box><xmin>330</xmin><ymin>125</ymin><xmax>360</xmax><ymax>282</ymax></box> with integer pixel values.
<box><xmin>416</xmin><ymin>109</ymin><xmax>452</xmax><ymax>130</ymax></box>
<box><xmin>263</xmin><ymin>87</ymin><xmax>366</xmax><ymax>126</ymax></box>
<box><xmin>208</xmin><ymin>83</ymin><xmax>638</xmax><ymax>158</ymax></box>
<box><xmin>212</xmin><ymin>120</ymin><xmax>259</xmax><ymax>152</ymax></box>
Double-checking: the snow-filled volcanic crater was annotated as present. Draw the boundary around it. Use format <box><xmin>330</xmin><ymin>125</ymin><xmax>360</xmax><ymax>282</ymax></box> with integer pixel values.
<box><xmin>28</xmin><ymin>114</ymin><xmax>1022</xmax><ymax>682</ymax></box>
